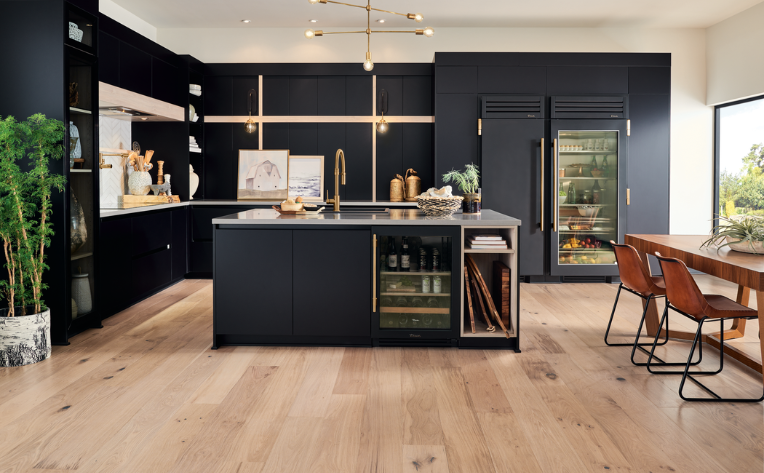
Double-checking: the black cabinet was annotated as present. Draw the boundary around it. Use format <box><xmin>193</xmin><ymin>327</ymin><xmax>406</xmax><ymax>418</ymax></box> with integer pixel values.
<box><xmin>189</xmin><ymin>205</ymin><xmax>261</xmax><ymax>276</ymax></box>
<box><xmin>99</xmin><ymin>32</ymin><xmax>120</xmax><ymax>86</ymax></box>
<box><xmin>99</xmin><ymin>217</ymin><xmax>132</xmax><ymax>317</ymax></box>
<box><xmin>132</xmin><ymin>249</ymin><xmax>172</xmax><ymax>300</ymax></box>
<box><xmin>214</xmin><ymin>229</ymin><xmax>293</xmax><ymax>336</ymax></box>
<box><xmin>293</xmin><ymin>230</ymin><xmax>371</xmax><ymax>337</ymax></box>
<box><xmin>172</xmin><ymin>208</ymin><xmax>187</xmax><ymax>281</ymax></box>
<box><xmin>132</xmin><ymin>212</ymin><xmax>171</xmax><ymax>256</ymax></box>
<box><xmin>482</xmin><ymin>119</ymin><xmax>545</xmax><ymax>275</ymax></box>
<box><xmin>119</xmin><ymin>43</ymin><xmax>152</xmax><ymax>97</ymax></box>
<box><xmin>435</xmin><ymin>94</ymin><xmax>478</xmax><ymax>187</ymax></box>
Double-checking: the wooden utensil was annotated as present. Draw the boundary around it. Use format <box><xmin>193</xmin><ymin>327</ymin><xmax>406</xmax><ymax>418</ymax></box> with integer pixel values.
<box><xmin>464</xmin><ymin>267</ymin><xmax>476</xmax><ymax>334</ymax></box>
<box><xmin>470</xmin><ymin>270</ymin><xmax>495</xmax><ymax>332</ymax></box>
<box><xmin>466</xmin><ymin>255</ymin><xmax>509</xmax><ymax>338</ymax></box>
<box><xmin>145</xmin><ymin>150</ymin><xmax>154</xmax><ymax>166</ymax></box>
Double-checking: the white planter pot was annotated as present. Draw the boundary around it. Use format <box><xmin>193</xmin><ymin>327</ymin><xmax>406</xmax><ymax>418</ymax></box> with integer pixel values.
<box><xmin>725</xmin><ymin>236</ymin><xmax>764</xmax><ymax>254</ymax></box>
<box><xmin>559</xmin><ymin>195</ymin><xmax>567</xmax><ymax>205</ymax></box>
<box><xmin>189</xmin><ymin>165</ymin><xmax>199</xmax><ymax>200</ymax></box>
<box><xmin>128</xmin><ymin>171</ymin><xmax>152</xmax><ymax>196</ymax></box>
<box><xmin>0</xmin><ymin>308</ymin><xmax>51</xmax><ymax>367</ymax></box>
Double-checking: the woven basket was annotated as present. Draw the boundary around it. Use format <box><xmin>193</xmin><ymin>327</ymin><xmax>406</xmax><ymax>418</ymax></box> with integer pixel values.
<box><xmin>417</xmin><ymin>196</ymin><xmax>463</xmax><ymax>216</ymax></box>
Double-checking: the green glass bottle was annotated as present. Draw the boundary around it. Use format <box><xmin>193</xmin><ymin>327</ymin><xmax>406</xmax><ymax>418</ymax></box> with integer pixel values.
<box><xmin>567</xmin><ymin>181</ymin><xmax>577</xmax><ymax>205</ymax></box>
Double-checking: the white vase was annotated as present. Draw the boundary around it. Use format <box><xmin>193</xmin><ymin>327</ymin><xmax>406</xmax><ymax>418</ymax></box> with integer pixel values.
<box><xmin>72</xmin><ymin>273</ymin><xmax>92</xmax><ymax>315</ymax></box>
<box><xmin>128</xmin><ymin>171</ymin><xmax>152</xmax><ymax>196</ymax></box>
<box><xmin>0</xmin><ymin>308</ymin><xmax>51</xmax><ymax>367</ymax></box>
<box><xmin>189</xmin><ymin>165</ymin><xmax>199</xmax><ymax>200</ymax></box>
<box><xmin>69</xmin><ymin>121</ymin><xmax>81</xmax><ymax>160</ymax></box>
<box><xmin>725</xmin><ymin>236</ymin><xmax>764</xmax><ymax>254</ymax></box>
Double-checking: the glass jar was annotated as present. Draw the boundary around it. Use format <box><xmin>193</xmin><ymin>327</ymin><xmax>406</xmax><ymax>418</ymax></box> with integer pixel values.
<box><xmin>582</xmin><ymin>190</ymin><xmax>592</xmax><ymax>205</ymax></box>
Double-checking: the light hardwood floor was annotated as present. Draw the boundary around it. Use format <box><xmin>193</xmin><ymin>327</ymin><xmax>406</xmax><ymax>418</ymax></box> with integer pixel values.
<box><xmin>0</xmin><ymin>276</ymin><xmax>762</xmax><ymax>473</ymax></box>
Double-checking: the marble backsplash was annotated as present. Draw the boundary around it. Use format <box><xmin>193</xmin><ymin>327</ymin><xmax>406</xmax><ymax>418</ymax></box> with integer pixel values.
<box><xmin>99</xmin><ymin>116</ymin><xmax>131</xmax><ymax>208</ymax></box>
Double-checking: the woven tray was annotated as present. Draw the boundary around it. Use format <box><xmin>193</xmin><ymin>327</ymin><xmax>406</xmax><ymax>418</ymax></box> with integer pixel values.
<box><xmin>417</xmin><ymin>196</ymin><xmax>463</xmax><ymax>216</ymax></box>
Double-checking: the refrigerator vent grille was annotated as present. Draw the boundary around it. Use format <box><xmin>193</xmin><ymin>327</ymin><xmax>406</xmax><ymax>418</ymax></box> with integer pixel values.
<box><xmin>480</xmin><ymin>95</ymin><xmax>544</xmax><ymax>119</ymax></box>
<box><xmin>551</xmin><ymin>96</ymin><xmax>628</xmax><ymax>119</ymax></box>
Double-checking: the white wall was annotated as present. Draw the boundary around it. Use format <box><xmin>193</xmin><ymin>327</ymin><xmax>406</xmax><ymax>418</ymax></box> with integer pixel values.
<box><xmin>156</xmin><ymin>26</ymin><xmax>711</xmax><ymax>234</ymax></box>
<box><xmin>100</xmin><ymin>0</ymin><xmax>157</xmax><ymax>42</ymax></box>
<box><xmin>706</xmin><ymin>1</ymin><xmax>764</xmax><ymax>106</ymax></box>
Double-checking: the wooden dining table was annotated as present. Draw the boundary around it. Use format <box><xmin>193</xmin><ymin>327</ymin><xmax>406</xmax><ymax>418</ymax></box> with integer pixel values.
<box><xmin>625</xmin><ymin>234</ymin><xmax>764</xmax><ymax>377</ymax></box>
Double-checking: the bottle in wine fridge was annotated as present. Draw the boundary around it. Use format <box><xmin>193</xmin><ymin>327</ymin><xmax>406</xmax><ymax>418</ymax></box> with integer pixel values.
<box><xmin>388</xmin><ymin>237</ymin><xmax>398</xmax><ymax>271</ymax></box>
<box><xmin>401</xmin><ymin>237</ymin><xmax>410</xmax><ymax>272</ymax></box>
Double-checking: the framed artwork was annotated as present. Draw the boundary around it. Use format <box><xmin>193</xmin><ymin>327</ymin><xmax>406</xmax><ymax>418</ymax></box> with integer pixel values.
<box><xmin>237</xmin><ymin>149</ymin><xmax>290</xmax><ymax>200</ymax></box>
<box><xmin>288</xmin><ymin>155</ymin><xmax>324</xmax><ymax>201</ymax></box>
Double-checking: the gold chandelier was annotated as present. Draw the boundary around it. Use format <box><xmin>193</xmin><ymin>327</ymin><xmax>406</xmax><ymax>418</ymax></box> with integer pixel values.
<box><xmin>305</xmin><ymin>0</ymin><xmax>434</xmax><ymax>71</ymax></box>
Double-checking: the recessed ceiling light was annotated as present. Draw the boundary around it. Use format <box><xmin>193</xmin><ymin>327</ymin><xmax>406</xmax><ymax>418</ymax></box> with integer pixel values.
<box><xmin>376</xmin><ymin>19</ymin><xmax>385</xmax><ymax>23</ymax></box>
<box><xmin>241</xmin><ymin>19</ymin><xmax>251</xmax><ymax>23</ymax></box>
<box><xmin>309</xmin><ymin>19</ymin><xmax>317</xmax><ymax>23</ymax></box>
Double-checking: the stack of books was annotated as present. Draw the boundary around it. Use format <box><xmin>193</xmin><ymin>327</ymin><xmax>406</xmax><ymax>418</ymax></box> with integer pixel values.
<box><xmin>467</xmin><ymin>234</ymin><xmax>508</xmax><ymax>249</ymax></box>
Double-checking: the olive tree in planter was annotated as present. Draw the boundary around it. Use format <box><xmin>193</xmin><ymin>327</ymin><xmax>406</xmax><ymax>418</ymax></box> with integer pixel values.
<box><xmin>0</xmin><ymin>114</ymin><xmax>66</xmax><ymax>367</ymax></box>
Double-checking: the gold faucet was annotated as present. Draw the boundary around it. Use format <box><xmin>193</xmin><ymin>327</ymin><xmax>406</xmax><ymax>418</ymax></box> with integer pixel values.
<box><xmin>326</xmin><ymin>149</ymin><xmax>346</xmax><ymax>211</ymax></box>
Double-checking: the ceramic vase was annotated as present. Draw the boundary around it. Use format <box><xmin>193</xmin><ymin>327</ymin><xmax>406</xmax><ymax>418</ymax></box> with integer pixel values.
<box><xmin>69</xmin><ymin>121</ymin><xmax>81</xmax><ymax>160</ymax></box>
<box><xmin>70</xmin><ymin>189</ymin><xmax>87</xmax><ymax>254</ymax></box>
<box><xmin>128</xmin><ymin>171</ymin><xmax>152</xmax><ymax>196</ymax></box>
<box><xmin>189</xmin><ymin>165</ymin><xmax>199</xmax><ymax>200</ymax></box>
<box><xmin>0</xmin><ymin>307</ymin><xmax>51</xmax><ymax>367</ymax></box>
<box><xmin>164</xmin><ymin>174</ymin><xmax>172</xmax><ymax>196</ymax></box>
<box><xmin>72</xmin><ymin>274</ymin><xmax>92</xmax><ymax>316</ymax></box>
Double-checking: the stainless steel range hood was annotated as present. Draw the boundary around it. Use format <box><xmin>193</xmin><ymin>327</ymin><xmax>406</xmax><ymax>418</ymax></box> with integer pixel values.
<box><xmin>99</xmin><ymin>82</ymin><xmax>185</xmax><ymax>122</ymax></box>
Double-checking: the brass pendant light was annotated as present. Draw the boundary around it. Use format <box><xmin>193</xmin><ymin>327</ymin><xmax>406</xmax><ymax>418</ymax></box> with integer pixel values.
<box><xmin>245</xmin><ymin>89</ymin><xmax>257</xmax><ymax>134</ymax></box>
<box><xmin>305</xmin><ymin>0</ymin><xmax>434</xmax><ymax>71</ymax></box>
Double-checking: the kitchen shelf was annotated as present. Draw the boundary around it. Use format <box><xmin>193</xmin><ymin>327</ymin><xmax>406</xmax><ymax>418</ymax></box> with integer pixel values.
<box><xmin>69</xmin><ymin>107</ymin><xmax>91</xmax><ymax>115</ymax></box>
<box><xmin>462</xmin><ymin>319</ymin><xmax>513</xmax><ymax>338</ymax></box>
<box><xmin>71</xmin><ymin>251</ymin><xmax>93</xmax><ymax>261</ymax></box>
<box><xmin>70</xmin><ymin>169</ymin><xmax>92</xmax><ymax>173</ymax></box>
<box><xmin>190</xmin><ymin>148</ymin><xmax>202</xmax><ymax>154</ymax></box>
<box><xmin>559</xmin><ymin>177</ymin><xmax>616</xmax><ymax>180</ymax></box>
<box><xmin>381</xmin><ymin>271</ymin><xmax>451</xmax><ymax>276</ymax></box>
<box><xmin>464</xmin><ymin>248</ymin><xmax>514</xmax><ymax>254</ymax></box>
<box><xmin>559</xmin><ymin>151</ymin><xmax>615</xmax><ymax>155</ymax></box>
<box><xmin>380</xmin><ymin>307</ymin><xmax>450</xmax><ymax>314</ymax></box>
<box><xmin>381</xmin><ymin>292</ymin><xmax>451</xmax><ymax>296</ymax></box>
<box><xmin>560</xmin><ymin>204</ymin><xmax>612</xmax><ymax>207</ymax></box>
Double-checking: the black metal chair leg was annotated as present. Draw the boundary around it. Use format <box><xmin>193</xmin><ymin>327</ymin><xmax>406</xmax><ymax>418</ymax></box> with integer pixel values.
<box><xmin>679</xmin><ymin>318</ymin><xmax>764</xmax><ymax>402</ymax></box>
<box><xmin>605</xmin><ymin>285</ymin><xmax>668</xmax><ymax>349</ymax></box>
<box><xmin>645</xmin><ymin>304</ymin><xmax>703</xmax><ymax>374</ymax></box>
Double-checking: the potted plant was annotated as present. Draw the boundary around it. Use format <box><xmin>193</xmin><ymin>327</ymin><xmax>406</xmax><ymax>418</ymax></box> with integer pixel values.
<box><xmin>443</xmin><ymin>164</ymin><xmax>481</xmax><ymax>214</ymax></box>
<box><xmin>701</xmin><ymin>215</ymin><xmax>764</xmax><ymax>254</ymax></box>
<box><xmin>0</xmin><ymin>114</ymin><xmax>66</xmax><ymax>367</ymax></box>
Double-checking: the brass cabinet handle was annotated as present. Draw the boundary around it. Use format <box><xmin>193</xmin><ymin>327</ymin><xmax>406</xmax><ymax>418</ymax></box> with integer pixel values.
<box><xmin>553</xmin><ymin>138</ymin><xmax>558</xmax><ymax>232</ymax></box>
<box><xmin>373</xmin><ymin>234</ymin><xmax>377</xmax><ymax>312</ymax></box>
<box><xmin>540</xmin><ymin>137</ymin><xmax>545</xmax><ymax>232</ymax></box>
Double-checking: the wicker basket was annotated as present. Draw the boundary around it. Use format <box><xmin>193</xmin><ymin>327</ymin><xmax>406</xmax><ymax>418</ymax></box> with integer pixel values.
<box><xmin>417</xmin><ymin>196</ymin><xmax>463</xmax><ymax>216</ymax></box>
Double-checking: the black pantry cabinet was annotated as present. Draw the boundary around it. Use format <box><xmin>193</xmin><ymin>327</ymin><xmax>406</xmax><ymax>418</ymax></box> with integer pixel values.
<box><xmin>434</xmin><ymin>53</ymin><xmax>671</xmax><ymax>282</ymax></box>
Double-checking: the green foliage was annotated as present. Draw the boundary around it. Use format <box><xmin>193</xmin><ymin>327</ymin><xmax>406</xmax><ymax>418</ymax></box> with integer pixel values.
<box><xmin>701</xmin><ymin>214</ymin><xmax>764</xmax><ymax>253</ymax></box>
<box><xmin>442</xmin><ymin>163</ymin><xmax>480</xmax><ymax>194</ymax></box>
<box><xmin>719</xmin><ymin>143</ymin><xmax>764</xmax><ymax>217</ymax></box>
<box><xmin>0</xmin><ymin>114</ymin><xmax>65</xmax><ymax>316</ymax></box>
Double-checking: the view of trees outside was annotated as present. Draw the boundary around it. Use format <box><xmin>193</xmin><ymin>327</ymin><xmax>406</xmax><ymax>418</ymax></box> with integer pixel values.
<box><xmin>718</xmin><ymin>97</ymin><xmax>764</xmax><ymax>217</ymax></box>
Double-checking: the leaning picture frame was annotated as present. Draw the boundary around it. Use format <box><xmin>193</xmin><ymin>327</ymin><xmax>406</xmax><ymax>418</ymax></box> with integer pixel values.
<box><xmin>237</xmin><ymin>149</ymin><xmax>290</xmax><ymax>200</ymax></box>
<box><xmin>288</xmin><ymin>155</ymin><xmax>324</xmax><ymax>202</ymax></box>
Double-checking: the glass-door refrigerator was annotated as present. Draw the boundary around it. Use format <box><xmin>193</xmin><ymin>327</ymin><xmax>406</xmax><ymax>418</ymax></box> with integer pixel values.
<box><xmin>372</xmin><ymin>226</ymin><xmax>461</xmax><ymax>345</ymax></box>
<box><xmin>550</xmin><ymin>119</ymin><xmax>628</xmax><ymax>276</ymax></box>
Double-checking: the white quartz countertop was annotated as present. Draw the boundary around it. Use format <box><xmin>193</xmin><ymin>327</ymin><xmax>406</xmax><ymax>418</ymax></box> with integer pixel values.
<box><xmin>99</xmin><ymin>199</ymin><xmax>415</xmax><ymax>218</ymax></box>
<box><xmin>212</xmin><ymin>209</ymin><xmax>521</xmax><ymax>226</ymax></box>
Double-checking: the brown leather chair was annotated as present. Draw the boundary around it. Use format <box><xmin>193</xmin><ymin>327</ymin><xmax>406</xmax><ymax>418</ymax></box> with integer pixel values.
<box><xmin>607</xmin><ymin>241</ymin><xmax>680</xmax><ymax>367</ymax></box>
<box><xmin>651</xmin><ymin>252</ymin><xmax>764</xmax><ymax>402</ymax></box>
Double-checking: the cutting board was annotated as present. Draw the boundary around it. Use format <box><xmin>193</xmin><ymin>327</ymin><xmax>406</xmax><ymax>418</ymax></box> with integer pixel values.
<box><xmin>492</xmin><ymin>261</ymin><xmax>510</xmax><ymax>328</ymax></box>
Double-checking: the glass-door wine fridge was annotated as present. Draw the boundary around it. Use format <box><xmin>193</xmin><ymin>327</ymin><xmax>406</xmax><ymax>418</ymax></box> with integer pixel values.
<box><xmin>550</xmin><ymin>119</ymin><xmax>628</xmax><ymax>276</ymax></box>
<box><xmin>372</xmin><ymin>226</ymin><xmax>461</xmax><ymax>344</ymax></box>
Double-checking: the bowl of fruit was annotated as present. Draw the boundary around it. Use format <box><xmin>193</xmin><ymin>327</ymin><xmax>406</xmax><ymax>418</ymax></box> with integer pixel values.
<box><xmin>591</xmin><ymin>169</ymin><xmax>604</xmax><ymax>178</ymax></box>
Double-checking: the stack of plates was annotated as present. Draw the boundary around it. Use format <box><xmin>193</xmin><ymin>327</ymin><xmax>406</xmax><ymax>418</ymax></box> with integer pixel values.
<box><xmin>189</xmin><ymin>84</ymin><xmax>202</xmax><ymax>96</ymax></box>
<box><xmin>189</xmin><ymin>136</ymin><xmax>200</xmax><ymax>152</ymax></box>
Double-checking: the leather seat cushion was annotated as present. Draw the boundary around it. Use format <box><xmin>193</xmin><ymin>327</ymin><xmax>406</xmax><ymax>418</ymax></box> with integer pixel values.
<box><xmin>704</xmin><ymin>294</ymin><xmax>758</xmax><ymax>319</ymax></box>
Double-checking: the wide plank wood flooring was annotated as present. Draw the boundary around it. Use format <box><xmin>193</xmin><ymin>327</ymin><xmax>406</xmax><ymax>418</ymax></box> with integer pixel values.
<box><xmin>0</xmin><ymin>276</ymin><xmax>762</xmax><ymax>472</ymax></box>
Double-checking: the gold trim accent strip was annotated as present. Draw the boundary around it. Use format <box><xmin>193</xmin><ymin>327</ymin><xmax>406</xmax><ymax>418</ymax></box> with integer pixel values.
<box><xmin>373</xmin><ymin>234</ymin><xmax>377</xmax><ymax>312</ymax></box>
<box><xmin>372</xmin><ymin>75</ymin><xmax>377</xmax><ymax>202</ymax></box>
<box><xmin>553</xmin><ymin>138</ymin><xmax>558</xmax><ymax>232</ymax></box>
<box><xmin>477</xmin><ymin>118</ymin><xmax>482</xmax><ymax>135</ymax></box>
<box><xmin>540</xmin><ymin>137</ymin><xmax>544</xmax><ymax>232</ymax></box>
<box><xmin>627</xmin><ymin>119</ymin><xmax>631</xmax><ymax>136</ymax></box>
<box><xmin>627</xmin><ymin>188</ymin><xmax>631</xmax><ymax>205</ymax></box>
<box><xmin>258</xmin><ymin>75</ymin><xmax>263</xmax><ymax>150</ymax></box>
<box><xmin>205</xmin><ymin>115</ymin><xmax>434</xmax><ymax>123</ymax></box>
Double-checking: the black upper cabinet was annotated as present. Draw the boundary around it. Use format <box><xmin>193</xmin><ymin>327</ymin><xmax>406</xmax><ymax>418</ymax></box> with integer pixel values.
<box><xmin>262</xmin><ymin>123</ymin><xmax>289</xmax><ymax>150</ymax></box>
<box><xmin>98</xmin><ymin>32</ymin><xmax>120</xmax><ymax>86</ymax></box>
<box><xmin>403</xmin><ymin>76</ymin><xmax>433</xmax><ymax>116</ymax></box>
<box><xmin>377</xmin><ymin>76</ymin><xmax>403</xmax><ymax>116</ymax></box>
<box><xmin>288</xmin><ymin>123</ymin><xmax>318</xmax><ymax>155</ymax></box>
<box><xmin>344</xmin><ymin>123</ymin><xmax>373</xmax><ymax>201</ymax></box>
<box><xmin>477</xmin><ymin>66</ymin><xmax>546</xmax><ymax>94</ymax></box>
<box><xmin>151</xmin><ymin>57</ymin><xmax>182</xmax><ymax>105</ymax></box>
<box><xmin>119</xmin><ymin>43</ymin><xmax>152</xmax><ymax>97</ymax></box>
<box><xmin>403</xmin><ymin>124</ymin><xmax>434</xmax><ymax>191</ymax></box>
<box><xmin>293</xmin><ymin>230</ymin><xmax>370</xmax><ymax>338</ymax></box>
<box><xmin>629</xmin><ymin>67</ymin><xmax>671</xmax><ymax>95</ymax></box>
<box><xmin>204</xmin><ymin>76</ymin><xmax>234</xmax><ymax>116</ymax></box>
<box><xmin>289</xmin><ymin>76</ymin><xmax>318</xmax><ymax>116</ymax></box>
<box><xmin>376</xmin><ymin>123</ymin><xmax>403</xmax><ymax>200</ymax></box>
<box><xmin>317</xmin><ymin>123</ymin><xmax>346</xmax><ymax>200</ymax></box>
<box><xmin>317</xmin><ymin>76</ymin><xmax>345</xmax><ymax>116</ymax></box>
<box><xmin>547</xmin><ymin>66</ymin><xmax>628</xmax><ymax>95</ymax></box>
<box><xmin>231</xmin><ymin>77</ymin><xmax>260</xmax><ymax>116</ymax></box>
<box><xmin>345</xmin><ymin>76</ymin><xmax>372</xmax><ymax>115</ymax></box>
<box><xmin>437</xmin><ymin>66</ymin><xmax>477</xmax><ymax>94</ymax></box>
<box><xmin>263</xmin><ymin>76</ymin><xmax>290</xmax><ymax>115</ymax></box>
<box><xmin>435</xmin><ymin>94</ymin><xmax>478</xmax><ymax>186</ymax></box>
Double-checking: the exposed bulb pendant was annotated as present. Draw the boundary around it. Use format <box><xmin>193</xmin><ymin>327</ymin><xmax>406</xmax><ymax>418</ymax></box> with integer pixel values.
<box><xmin>363</xmin><ymin>52</ymin><xmax>374</xmax><ymax>72</ymax></box>
<box><xmin>376</xmin><ymin>111</ymin><xmax>388</xmax><ymax>134</ymax></box>
<box><xmin>245</xmin><ymin>89</ymin><xmax>257</xmax><ymax>134</ymax></box>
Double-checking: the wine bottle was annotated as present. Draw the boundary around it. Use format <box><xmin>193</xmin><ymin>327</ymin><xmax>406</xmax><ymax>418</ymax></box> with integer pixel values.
<box><xmin>388</xmin><ymin>237</ymin><xmax>398</xmax><ymax>271</ymax></box>
<box><xmin>591</xmin><ymin>179</ymin><xmax>601</xmax><ymax>205</ymax></box>
<box><xmin>401</xmin><ymin>237</ymin><xmax>410</xmax><ymax>272</ymax></box>
<box><xmin>567</xmin><ymin>181</ymin><xmax>577</xmax><ymax>205</ymax></box>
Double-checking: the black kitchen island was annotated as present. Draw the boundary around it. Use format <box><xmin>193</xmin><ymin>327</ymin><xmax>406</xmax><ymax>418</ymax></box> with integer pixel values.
<box><xmin>212</xmin><ymin>208</ymin><xmax>521</xmax><ymax>350</ymax></box>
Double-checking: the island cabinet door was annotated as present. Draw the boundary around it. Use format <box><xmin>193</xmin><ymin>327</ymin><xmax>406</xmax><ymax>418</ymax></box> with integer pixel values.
<box><xmin>214</xmin><ymin>229</ymin><xmax>293</xmax><ymax>335</ymax></box>
<box><xmin>293</xmin><ymin>230</ymin><xmax>371</xmax><ymax>338</ymax></box>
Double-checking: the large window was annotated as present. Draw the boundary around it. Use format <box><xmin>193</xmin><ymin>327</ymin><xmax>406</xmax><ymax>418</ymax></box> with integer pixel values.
<box><xmin>715</xmin><ymin>96</ymin><xmax>764</xmax><ymax>218</ymax></box>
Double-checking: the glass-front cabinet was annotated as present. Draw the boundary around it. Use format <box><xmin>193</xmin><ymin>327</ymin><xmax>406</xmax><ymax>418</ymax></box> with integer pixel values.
<box><xmin>551</xmin><ymin>120</ymin><xmax>628</xmax><ymax>276</ymax></box>
<box><xmin>372</xmin><ymin>226</ymin><xmax>461</xmax><ymax>342</ymax></box>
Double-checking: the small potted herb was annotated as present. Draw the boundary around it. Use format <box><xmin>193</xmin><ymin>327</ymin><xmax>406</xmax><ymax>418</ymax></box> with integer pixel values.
<box><xmin>0</xmin><ymin>114</ymin><xmax>66</xmax><ymax>367</ymax></box>
<box><xmin>443</xmin><ymin>164</ymin><xmax>481</xmax><ymax>214</ymax></box>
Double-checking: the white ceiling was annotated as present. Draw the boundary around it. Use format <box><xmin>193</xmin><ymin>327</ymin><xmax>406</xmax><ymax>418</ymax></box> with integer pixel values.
<box><xmin>112</xmin><ymin>0</ymin><xmax>763</xmax><ymax>29</ymax></box>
